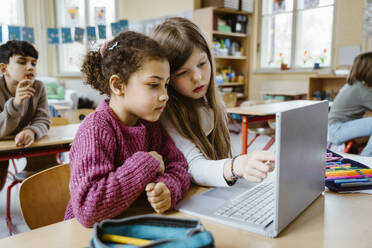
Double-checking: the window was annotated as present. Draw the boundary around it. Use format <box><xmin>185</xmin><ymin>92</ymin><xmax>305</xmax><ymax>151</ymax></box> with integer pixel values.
<box><xmin>260</xmin><ymin>0</ymin><xmax>334</xmax><ymax>69</ymax></box>
<box><xmin>56</xmin><ymin>0</ymin><xmax>116</xmax><ymax>74</ymax></box>
<box><xmin>0</xmin><ymin>0</ymin><xmax>25</xmax><ymax>41</ymax></box>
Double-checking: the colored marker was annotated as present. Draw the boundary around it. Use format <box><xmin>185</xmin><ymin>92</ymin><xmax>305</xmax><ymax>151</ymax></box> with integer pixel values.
<box><xmin>326</xmin><ymin>167</ymin><xmax>359</xmax><ymax>172</ymax></box>
<box><xmin>326</xmin><ymin>164</ymin><xmax>351</xmax><ymax>168</ymax></box>
<box><xmin>326</xmin><ymin>157</ymin><xmax>342</xmax><ymax>162</ymax></box>
<box><xmin>101</xmin><ymin>234</ymin><xmax>151</xmax><ymax>246</ymax></box>
<box><xmin>326</xmin><ymin>169</ymin><xmax>372</xmax><ymax>177</ymax></box>
<box><xmin>334</xmin><ymin>178</ymin><xmax>370</xmax><ymax>184</ymax></box>
<box><xmin>340</xmin><ymin>182</ymin><xmax>372</xmax><ymax>187</ymax></box>
<box><xmin>325</xmin><ymin>175</ymin><xmax>372</xmax><ymax>181</ymax></box>
<box><xmin>326</xmin><ymin>161</ymin><xmax>342</xmax><ymax>165</ymax></box>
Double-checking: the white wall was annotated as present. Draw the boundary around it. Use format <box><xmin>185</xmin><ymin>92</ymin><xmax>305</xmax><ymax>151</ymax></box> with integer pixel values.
<box><xmin>63</xmin><ymin>79</ymin><xmax>106</xmax><ymax>107</ymax></box>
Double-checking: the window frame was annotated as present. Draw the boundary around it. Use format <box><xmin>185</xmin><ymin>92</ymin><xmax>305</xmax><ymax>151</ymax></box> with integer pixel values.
<box><xmin>0</xmin><ymin>0</ymin><xmax>25</xmax><ymax>41</ymax></box>
<box><xmin>56</xmin><ymin>0</ymin><xmax>116</xmax><ymax>76</ymax></box>
<box><xmin>258</xmin><ymin>0</ymin><xmax>336</xmax><ymax>72</ymax></box>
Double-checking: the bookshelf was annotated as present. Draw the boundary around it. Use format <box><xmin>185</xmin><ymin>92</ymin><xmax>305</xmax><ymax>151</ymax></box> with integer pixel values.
<box><xmin>193</xmin><ymin>7</ymin><xmax>252</xmax><ymax>102</ymax></box>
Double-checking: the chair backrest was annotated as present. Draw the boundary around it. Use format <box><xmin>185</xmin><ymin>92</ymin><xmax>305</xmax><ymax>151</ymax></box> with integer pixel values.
<box><xmin>19</xmin><ymin>164</ymin><xmax>70</xmax><ymax>229</ymax></box>
<box><xmin>51</xmin><ymin>117</ymin><xmax>69</xmax><ymax>126</ymax></box>
<box><xmin>60</xmin><ymin>108</ymin><xmax>94</xmax><ymax>124</ymax></box>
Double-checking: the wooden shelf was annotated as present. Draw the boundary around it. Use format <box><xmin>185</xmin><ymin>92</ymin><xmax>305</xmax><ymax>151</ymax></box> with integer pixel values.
<box><xmin>213</xmin><ymin>7</ymin><xmax>252</xmax><ymax>15</ymax></box>
<box><xmin>215</xmin><ymin>56</ymin><xmax>247</xmax><ymax>60</ymax></box>
<box><xmin>308</xmin><ymin>75</ymin><xmax>347</xmax><ymax>100</ymax></box>
<box><xmin>193</xmin><ymin>7</ymin><xmax>252</xmax><ymax>107</ymax></box>
<box><xmin>217</xmin><ymin>82</ymin><xmax>245</xmax><ymax>86</ymax></box>
<box><xmin>212</xmin><ymin>31</ymin><xmax>248</xmax><ymax>38</ymax></box>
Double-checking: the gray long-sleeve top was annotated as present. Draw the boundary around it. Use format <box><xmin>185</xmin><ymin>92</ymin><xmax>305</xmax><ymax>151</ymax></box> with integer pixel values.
<box><xmin>0</xmin><ymin>76</ymin><xmax>50</xmax><ymax>139</ymax></box>
<box><xmin>328</xmin><ymin>80</ymin><xmax>372</xmax><ymax>125</ymax></box>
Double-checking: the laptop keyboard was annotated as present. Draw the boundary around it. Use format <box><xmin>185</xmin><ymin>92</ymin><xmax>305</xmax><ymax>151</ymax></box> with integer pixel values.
<box><xmin>213</xmin><ymin>181</ymin><xmax>274</xmax><ymax>227</ymax></box>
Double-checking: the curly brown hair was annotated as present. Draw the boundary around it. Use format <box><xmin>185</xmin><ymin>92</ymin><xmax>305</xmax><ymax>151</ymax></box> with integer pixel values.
<box><xmin>81</xmin><ymin>31</ymin><xmax>167</xmax><ymax>95</ymax></box>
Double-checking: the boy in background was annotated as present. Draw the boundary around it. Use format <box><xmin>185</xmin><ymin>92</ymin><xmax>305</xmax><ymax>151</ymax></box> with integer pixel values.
<box><xmin>0</xmin><ymin>40</ymin><xmax>50</xmax><ymax>191</ymax></box>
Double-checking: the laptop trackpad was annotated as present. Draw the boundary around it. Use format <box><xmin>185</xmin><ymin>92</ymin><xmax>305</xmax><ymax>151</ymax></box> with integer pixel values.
<box><xmin>202</xmin><ymin>180</ymin><xmax>258</xmax><ymax>200</ymax></box>
<box><xmin>202</xmin><ymin>188</ymin><xmax>237</xmax><ymax>199</ymax></box>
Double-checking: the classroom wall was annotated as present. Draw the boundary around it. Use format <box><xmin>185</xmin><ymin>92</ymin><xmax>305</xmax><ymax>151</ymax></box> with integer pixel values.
<box><xmin>23</xmin><ymin>0</ymin><xmax>367</xmax><ymax>105</ymax></box>
<box><xmin>248</xmin><ymin>0</ymin><xmax>366</xmax><ymax>100</ymax></box>
<box><xmin>116</xmin><ymin>0</ymin><xmax>197</xmax><ymax>20</ymax></box>
<box><xmin>43</xmin><ymin>0</ymin><xmax>201</xmax><ymax>106</ymax></box>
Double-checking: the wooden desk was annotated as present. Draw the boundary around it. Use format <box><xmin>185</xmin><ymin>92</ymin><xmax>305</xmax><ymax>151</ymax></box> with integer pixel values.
<box><xmin>227</xmin><ymin>100</ymin><xmax>319</xmax><ymax>154</ymax></box>
<box><xmin>0</xmin><ymin>124</ymin><xmax>79</xmax><ymax>161</ymax></box>
<box><xmin>1</xmin><ymin>183</ymin><xmax>372</xmax><ymax>248</ymax></box>
<box><xmin>52</xmin><ymin>105</ymin><xmax>70</xmax><ymax>111</ymax></box>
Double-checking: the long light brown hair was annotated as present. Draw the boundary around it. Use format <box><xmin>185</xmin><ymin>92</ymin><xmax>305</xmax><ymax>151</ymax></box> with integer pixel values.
<box><xmin>153</xmin><ymin>17</ymin><xmax>231</xmax><ymax>159</ymax></box>
<box><xmin>347</xmin><ymin>51</ymin><xmax>372</xmax><ymax>87</ymax></box>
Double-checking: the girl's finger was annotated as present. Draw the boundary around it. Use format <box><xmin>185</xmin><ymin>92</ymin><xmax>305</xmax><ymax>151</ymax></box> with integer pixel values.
<box><xmin>246</xmin><ymin>159</ymin><xmax>271</xmax><ymax>174</ymax></box>
<box><xmin>242</xmin><ymin>174</ymin><xmax>263</xmax><ymax>183</ymax></box>
<box><xmin>155</xmin><ymin>205</ymin><xmax>170</xmax><ymax>214</ymax></box>
<box><xmin>152</xmin><ymin>198</ymin><xmax>170</xmax><ymax>210</ymax></box>
<box><xmin>147</xmin><ymin>183</ymin><xmax>164</xmax><ymax>197</ymax></box>
<box><xmin>147</xmin><ymin>195</ymin><xmax>163</xmax><ymax>204</ymax></box>
<box><xmin>243</xmin><ymin>168</ymin><xmax>267</xmax><ymax>180</ymax></box>
<box><xmin>251</xmin><ymin>151</ymin><xmax>275</xmax><ymax>162</ymax></box>
<box><xmin>145</xmin><ymin>183</ymin><xmax>155</xmax><ymax>192</ymax></box>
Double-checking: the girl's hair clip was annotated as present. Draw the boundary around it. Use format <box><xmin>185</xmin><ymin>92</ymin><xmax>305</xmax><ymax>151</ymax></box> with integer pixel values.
<box><xmin>108</xmin><ymin>41</ymin><xmax>118</xmax><ymax>50</ymax></box>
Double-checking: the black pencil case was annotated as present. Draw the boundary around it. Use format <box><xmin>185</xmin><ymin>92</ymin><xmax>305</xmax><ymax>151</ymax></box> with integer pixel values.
<box><xmin>326</xmin><ymin>150</ymin><xmax>372</xmax><ymax>192</ymax></box>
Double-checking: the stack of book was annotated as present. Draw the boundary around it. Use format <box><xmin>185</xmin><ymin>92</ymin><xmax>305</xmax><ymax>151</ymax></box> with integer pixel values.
<box><xmin>202</xmin><ymin>0</ymin><xmax>239</xmax><ymax>10</ymax></box>
<box><xmin>241</xmin><ymin>0</ymin><xmax>254</xmax><ymax>13</ymax></box>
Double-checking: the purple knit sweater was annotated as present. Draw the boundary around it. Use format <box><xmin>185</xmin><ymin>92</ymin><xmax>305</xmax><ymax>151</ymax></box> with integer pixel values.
<box><xmin>64</xmin><ymin>100</ymin><xmax>190</xmax><ymax>227</ymax></box>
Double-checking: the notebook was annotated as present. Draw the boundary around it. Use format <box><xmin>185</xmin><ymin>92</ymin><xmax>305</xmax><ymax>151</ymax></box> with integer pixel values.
<box><xmin>176</xmin><ymin>101</ymin><xmax>328</xmax><ymax>238</ymax></box>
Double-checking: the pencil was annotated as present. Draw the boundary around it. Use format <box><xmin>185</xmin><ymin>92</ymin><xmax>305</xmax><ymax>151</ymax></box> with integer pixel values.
<box><xmin>101</xmin><ymin>233</ymin><xmax>151</xmax><ymax>245</ymax></box>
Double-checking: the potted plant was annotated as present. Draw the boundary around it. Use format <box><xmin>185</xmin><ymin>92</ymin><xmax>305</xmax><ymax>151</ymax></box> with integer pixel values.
<box><xmin>314</xmin><ymin>49</ymin><xmax>327</xmax><ymax>69</ymax></box>
<box><xmin>279</xmin><ymin>52</ymin><xmax>288</xmax><ymax>70</ymax></box>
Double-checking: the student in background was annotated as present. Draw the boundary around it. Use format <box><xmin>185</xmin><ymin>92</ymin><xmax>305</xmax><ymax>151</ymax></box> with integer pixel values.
<box><xmin>0</xmin><ymin>40</ymin><xmax>50</xmax><ymax>191</ymax></box>
<box><xmin>328</xmin><ymin>52</ymin><xmax>372</xmax><ymax>157</ymax></box>
<box><xmin>64</xmin><ymin>31</ymin><xmax>190</xmax><ymax>227</ymax></box>
<box><xmin>152</xmin><ymin>17</ymin><xmax>274</xmax><ymax>187</ymax></box>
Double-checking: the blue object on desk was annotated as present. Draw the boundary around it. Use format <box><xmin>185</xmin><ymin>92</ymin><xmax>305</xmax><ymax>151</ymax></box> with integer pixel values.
<box><xmin>91</xmin><ymin>215</ymin><xmax>215</xmax><ymax>248</ymax></box>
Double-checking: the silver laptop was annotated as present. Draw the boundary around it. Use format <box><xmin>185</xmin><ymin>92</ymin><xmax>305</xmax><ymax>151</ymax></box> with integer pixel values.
<box><xmin>176</xmin><ymin>101</ymin><xmax>328</xmax><ymax>238</ymax></box>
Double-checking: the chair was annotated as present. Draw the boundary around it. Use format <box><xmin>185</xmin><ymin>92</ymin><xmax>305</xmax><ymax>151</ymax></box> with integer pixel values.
<box><xmin>344</xmin><ymin>137</ymin><xmax>369</xmax><ymax>154</ymax></box>
<box><xmin>5</xmin><ymin>118</ymin><xmax>67</xmax><ymax>235</ymax></box>
<box><xmin>19</xmin><ymin>164</ymin><xmax>70</xmax><ymax>229</ymax></box>
<box><xmin>51</xmin><ymin>117</ymin><xmax>69</xmax><ymax>126</ymax></box>
<box><xmin>60</xmin><ymin>108</ymin><xmax>94</xmax><ymax>124</ymax></box>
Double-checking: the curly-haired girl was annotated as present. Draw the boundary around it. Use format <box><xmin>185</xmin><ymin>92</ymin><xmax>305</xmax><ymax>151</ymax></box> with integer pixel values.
<box><xmin>64</xmin><ymin>31</ymin><xmax>190</xmax><ymax>227</ymax></box>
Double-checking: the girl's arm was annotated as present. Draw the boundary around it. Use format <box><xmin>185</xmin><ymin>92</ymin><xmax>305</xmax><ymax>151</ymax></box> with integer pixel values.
<box><xmin>24</xmin><ymin>81</ymin><xmax>50</xmax><ymax>139</ymax></box>
<box><xmin>69</xmin><ymin>126</ymin><xmax>160</xmax><ymax>227</ymax></box>
<box><xmin>152</xmin><ymin>124</ymin><xmax>191</xmax><ymax>208</ymax></box>
<box><xmin>163</xmin><ymin>122</ymin><xmax>230</xmax><ymax>187</ymax></box>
